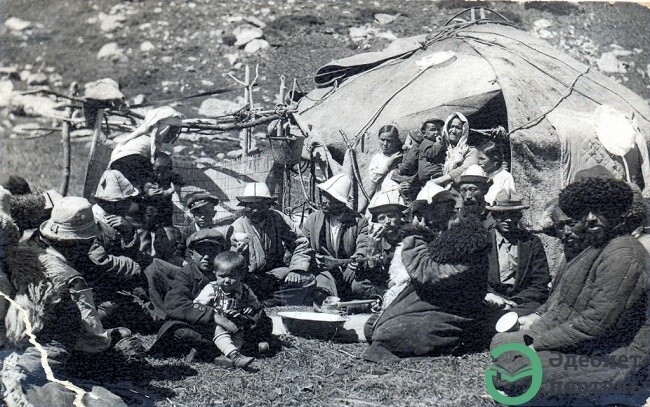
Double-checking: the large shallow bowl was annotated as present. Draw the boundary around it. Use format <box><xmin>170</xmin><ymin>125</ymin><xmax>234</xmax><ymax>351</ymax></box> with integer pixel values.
<box><xmin>277</xmin><ymin>311</ymin><xmax>349</xmax><ymax>339</ymax></box>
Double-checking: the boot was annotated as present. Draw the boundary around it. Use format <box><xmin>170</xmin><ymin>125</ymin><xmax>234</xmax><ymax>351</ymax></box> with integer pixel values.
<box><xmin>227</xmin><ymin>351</ymin><xmax>255</xmax><ymax>368</ymax></box>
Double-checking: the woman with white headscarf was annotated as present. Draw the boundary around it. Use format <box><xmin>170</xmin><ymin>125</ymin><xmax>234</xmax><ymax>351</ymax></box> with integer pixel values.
<box><xmin>430</xmin><ymin>112</ymin><xmax>479</xmax><ymax>187</ymax></box>
<box><xmin>112</xmin><ymin>106</ymin><xmax>183</xmax><ymax>164</ymax></box>
<box><xmin>107</xmin><ymin>106</ymin><xmax>183</xmax><ymax>190</ymax></box>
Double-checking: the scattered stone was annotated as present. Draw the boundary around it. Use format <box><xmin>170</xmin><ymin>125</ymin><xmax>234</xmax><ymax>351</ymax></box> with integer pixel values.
<box><xmin>533</xmin><ymin>19</ymin><xmax>553</xmax><ymax>30</ymax></box>
<box><xmin>647</xmin><ymin>64</ymin><xmax>650</xmax><ymax>78</ymax></box>
<box><xmin>244</xmin><ymin>39</ymin><xmax>270</xmax><ymax>54</ymax></box>
<box><xmin>597</xmin><ymin>47</ymin><xmax>633</xmax><ymax>74</ymax></box>
<box><xmin>140</xmin><ymin>41</ymin><xmax>155</xmax><ymax>52</ymax></box>
<box><xmin>97</xmin><ymin>42</ymin><xmax>127</xmax><ymax>62</ymax></box>
<box><xmin>186</xmin><ymin>66</ymin><xmax>196</xmax><ymax>72</ymax></box>
<box><xmin>98</xmin><ymin>12</ymin><xmax>126</xmax><ymax>33</ymax></box>
<box><xmin>5</xmin><ymin>17</ymin><xmax>32</xmax><ymax>31</ymax></box>
<box><xmin>201</xmin><ymin>79</ymin><xmax>215</xmax><ymax>87</ymax></box>
<box><xmin>0</xmin><ymin>67</ymin><xmax>20</xmax><ymax>81</ymax></box>
<box><xmin>374</xmin><ymin>13</ymin><xmax>398</xmax><ymax>25</ymax></box>
<box><xmin>19</xmin><ymin>70</ymin><xmax>31</xmax><ymax>82</ymax></box>
<box><xmin>0</xmin><ymin>81</ymin><xmax>14</xmax><ymax>107</ymax></box>
<box><xmin>48</xmin><ymin>73</ymin><xmax>63</xmax><ymax>87</ymax></box>
<box><xmin>227</xmin><ymin>149</ymin><xmax>243</xmax><ymax>159</ymax></box>
<box><xmin>195</xmin><ymin>157</ymin><xmax>219</xmax><ymax>166</ymax></box>
<box><xmin>376</xmin><ymin>31</ymin><xmax>398</xmax><ymax>41</ymax></box>
<box><xmin>217</xmin><ymin>153</ymin><xmax>226</xmax><ymax>160</ymax></box>
<box><xmin>224</xmin><ymin>53</ymin><xmax>239</xmax><ymax>65</ymax></box>
<box><xmin>198</xmin><ymin>98</ymin><xmax>242</xmax><ymax>117</ymax></box>
<box><xmin>132</xmin><ymin>94</ymin><xmax>146</xmax><ymax>105</ymax></box>
<box><xmin>11</xmin><ymin>94</ymin><xmax>60</xmax><ymax>117</ymax></box>
<box><xmin>233</xmin><ymin>26</ymin><xmax>264</xmax><ymax>47</ymax></box>
<box><xmin>161</xmin><ymin>56</ymin><xmax>173</xmax><ymax>64</ymax></box>
<box><xmin>26</xmin><ymin>72</ymin><xmax>48</xmax><ymax>86</ymax></box>
<box><xmin>244</xmin><ymin>16</ymin><xmax>266</xmax><ymax>28</ymax></box>
<box><xmin>172</xmin><ymin>145</ymin><xmax>187</xmax><ymax>154</ymax></box>
<box><xmin>349</xmin><ymin>26</ymin><xmax>372</xmax><ymax>41</ymax></box>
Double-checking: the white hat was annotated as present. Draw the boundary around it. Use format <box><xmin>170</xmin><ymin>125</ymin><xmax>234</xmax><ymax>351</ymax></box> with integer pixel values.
<box><xmin>109</xmin><ymin>135</ymin><xmax>151</xmax><ymax>165</ymax></box>
<box><xmin>40</xmin><ymin>197</ymin><xmax>98</xmax><ymax>241</ymax></box>
<box><xmin>415</xmin><ymin>180</ymin><xmax>455</xmax><ymax>204</ymax></box>
<box><xmin>317</xmin><ymin>174</ymin><xmax>353</xmax><ymax>208</ymax></box>
<box><xmin>236</xmin><ymin>182</ymin><xmax>277</xmax><ymax>204</ymax></box>
<box><xmin>84</xmin><ymin>78</ymin><xmax>124</xmax><ymax>101</ymax></box>
<box><xmin>94</xmin><ymin>170</ymin><xmax>139</xmax><ymax>202</ymax></box>
<box><xmin>368</xmin><ymin>188</ymin><xmax>407</xmax><ymax>215</ymax></box>
<box><xmin>457</xmin><ymin>164</ymin><xmax>489</xmax><ymax>185</ymax></box>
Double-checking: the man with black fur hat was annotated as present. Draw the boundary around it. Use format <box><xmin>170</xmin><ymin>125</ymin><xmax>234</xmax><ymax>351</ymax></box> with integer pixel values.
<box><xmin>491</xmin><ymin>176</ymin><xmax>649</xmax><ymax>402</ymax></box>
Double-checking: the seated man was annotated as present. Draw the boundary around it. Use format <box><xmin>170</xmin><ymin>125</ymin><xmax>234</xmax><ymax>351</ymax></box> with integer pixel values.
<box><xmin>360</xmin><ymin>189</ymin><xmax>409</xmax><ymax>300</ymax></box>
<box><xmin>157</xmin><ymin>229</ymin><xmax>272</xmax><ymax>361</ymax></box>
<box><xmin>455</xmin><ymin>165</ymin><xmax>494</xmax><ymax>228</ymax></box>
<box><xmin>185</xmin><ymin>192</ymin><xmax>224</xmax><ymax>232</ymax></box>
<box><xmin>484</xmin><ymin>189</ymin><xmax>550</xmax><ymax>316</ymax></box>
<box><xmin>226</xmin><ymin>182</ymin><xmax>314</xmax><ymax>306</ymax></box>
<box><xmin>299</xmin><ymin>174</ymin><xmax>369</xmax><ymax>301</ymax></box>
<box><xmin>491</xmin><ymin>177</ymin><xmax>649</xmax><ymax>401</ymax></box>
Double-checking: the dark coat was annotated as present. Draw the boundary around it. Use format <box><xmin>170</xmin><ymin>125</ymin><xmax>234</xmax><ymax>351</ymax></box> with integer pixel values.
<box><xmin>487</xmin><ymin>229</ymin><xmax>550</xmax><ymax>307</ymax></box>
<box><xmin>491</xmin><ymin>234</ymin><xmax>649</xmax><ymax>398</ymax></box>
<box><xmin>364</xmin><ymin>218</ymin><xmax>492</xmax><ymax>362</ymax></box>
<box><xmin>298</xmin><ymin>209</ymin><xmax>368</xmax><ymax>298</ymax></box>
<box><xmin>163</xmin><ymin>262</ymin><xmax>215</xmax><ymax>325</ymax></box>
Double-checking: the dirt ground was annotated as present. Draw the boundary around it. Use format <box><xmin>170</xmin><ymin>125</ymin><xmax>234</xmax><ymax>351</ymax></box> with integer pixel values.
<box><xmin>1</xmin><ymin>2</ymin><xmax>649</xmax><ymax>406</ymax></box>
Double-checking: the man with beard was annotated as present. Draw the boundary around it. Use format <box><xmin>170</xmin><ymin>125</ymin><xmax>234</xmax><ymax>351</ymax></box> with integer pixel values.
<box><xmin>358</xmin><ymin>189</ymin><xmax>408</xmax><ymax>300</ymax></box>
<box><xmin>226</xmin><ymin>182</ymin><xmax>313</xmax><ymax>306</ymax></box>
<box><xmin>363</xmin><ymin>181</ymin><xmax>492</xmax><ymax>362</ymax></box>
<box><xmin>491</xmin><ymin>177</ymin><xmax>649</xmax><ymax>402</ymax></box>
<box><xmin>300</xmin><ymin>174</ymin><xmax>369</xmax><ymax>301</ymax></box>
<box><xmin>484</xmin><ymin>189</ymin><xmax>550</xmax><ymax>317</ymax></box>
<box><xmin>456</xmin><ymin>164</ymin><xmax>494</xmax><ymax>227</ymax></box>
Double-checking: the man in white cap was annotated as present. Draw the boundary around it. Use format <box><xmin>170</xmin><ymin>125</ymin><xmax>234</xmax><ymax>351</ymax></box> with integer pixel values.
<box><xmin>360</xmin><ymin>189</ymin><xmax>409</xmax><ymax>299</ymax></box>
<box><xmin>299</xmin><ymin>174</ymin><xmax>369</xmax><ymax>301</ymax></box>
<box><xmin>226</xmin><ymin>182</ymin><xmax>313</xmax><ymax>306</ymax></box>
<box><xmin>455</xmin><ymin>164</ymin><xmax>493</xmax><ymax>227</ymax></box>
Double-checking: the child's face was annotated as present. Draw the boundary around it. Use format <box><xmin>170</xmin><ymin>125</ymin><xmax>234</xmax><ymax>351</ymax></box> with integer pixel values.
<box><xmin>214</xmin><ymin>264</ymin><xmax>244</xmax><ymax>293</ymax></box>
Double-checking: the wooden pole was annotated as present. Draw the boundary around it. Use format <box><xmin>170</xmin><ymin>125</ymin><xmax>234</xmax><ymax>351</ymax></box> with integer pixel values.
<box><xmin>243</xmin><ymin>65</ymin><xmax>251</xmax><ymax>156</ymax></box>
<box><xmin>59</xmin><ymin>82</ymin><xmax>78</xmax><ymax>196</ymax></box>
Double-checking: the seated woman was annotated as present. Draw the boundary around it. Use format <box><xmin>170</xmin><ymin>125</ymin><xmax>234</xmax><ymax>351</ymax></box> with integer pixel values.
<box><xmin>429</xmin><ymin>112</ymin><xmax>479</xmax><ymax>187</ymax></box>
<box><xmin>364</xmin><ymin>181</ymin><xmax>492</xmax><ymax>362</ymax></box>
<box><xmin>492</xmin><ymin>177</ymin><xmax>649</xmax><ymax>401</ymax></box>
<box><xmin>362</xmin><ymin>125</ymin><xmax>403</xmax><ymax>211</ymax></box>
<box><xmin>477</xmin><ymin>140</ymin><xmax>516</xmax><ymax>206</ymax></box>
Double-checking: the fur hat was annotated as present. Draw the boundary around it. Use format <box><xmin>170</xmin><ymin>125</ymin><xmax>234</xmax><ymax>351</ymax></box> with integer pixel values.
<box><xmin>559</xmin><ymin>177</ymin><xmax>633</xmax><ymax>222</ymax></box>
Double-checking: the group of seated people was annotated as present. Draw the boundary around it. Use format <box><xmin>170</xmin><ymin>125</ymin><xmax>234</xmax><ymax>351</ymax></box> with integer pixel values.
<box><xmin>0</xmin><ymin>108</ymin><xmax>648</xmax><ymax>405</ymax></box>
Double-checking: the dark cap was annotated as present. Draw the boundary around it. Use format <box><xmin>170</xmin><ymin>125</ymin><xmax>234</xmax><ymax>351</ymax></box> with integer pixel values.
<box><xmin>0</xmin><ymin>175</ymin><xmax>31</xmax><ymax>195</ymax></box>
<box><xmin>186</xmin><ymin>229</ymin><xmax>226</xmax><ymax>250</ymax></box>
<box><xmin>186</xmin><ymin>192</ymin><xmax>219</xmax><ymax>212</ymax></box>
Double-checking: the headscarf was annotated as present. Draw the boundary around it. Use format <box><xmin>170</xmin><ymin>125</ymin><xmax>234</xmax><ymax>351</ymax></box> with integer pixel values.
<box><xmin>442</xmin><ymin>112</ymin><xmax>470</xmax><ymax>175</ymax></box>
<box><xmin>117</xmin><ymin>106</ymin><xmax>183</xmax><ymax>163</ymax></box>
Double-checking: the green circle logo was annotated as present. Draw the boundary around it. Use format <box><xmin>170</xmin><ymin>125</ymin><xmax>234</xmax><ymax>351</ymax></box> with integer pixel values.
<box><xmin>484</xmin><ymin>343</ymin><xmax>543</xmax><ymax>405</ymax></box>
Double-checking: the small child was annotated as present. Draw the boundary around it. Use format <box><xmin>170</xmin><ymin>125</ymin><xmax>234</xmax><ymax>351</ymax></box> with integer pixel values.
<box><xmin>194</xmin><ymin>251</ymin><xmax>265</xmax><ymax>368</ymax></box>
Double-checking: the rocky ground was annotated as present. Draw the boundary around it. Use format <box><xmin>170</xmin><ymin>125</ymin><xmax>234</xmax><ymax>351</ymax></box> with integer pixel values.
<box><xmin>1</xmin><ymin>1</ymin><xmax>649</xmax><ymax>194</ymax></box>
